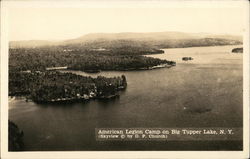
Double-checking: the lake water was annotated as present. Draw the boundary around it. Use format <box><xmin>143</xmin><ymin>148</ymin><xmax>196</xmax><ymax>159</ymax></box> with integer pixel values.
<box><xmin>9</xmin><ymin>45</ymin><xmax>243</xmax><ymax>151</ymax></box>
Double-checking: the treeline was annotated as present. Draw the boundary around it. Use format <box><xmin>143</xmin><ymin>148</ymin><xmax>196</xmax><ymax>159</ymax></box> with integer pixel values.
<box><xmin>64</xmin><ymin>38</ymin><xmax>242</xmax><ymax>50</ymax></box>
<box><xmin>150</xmin><ymin>38</ymin><xmax>242</xmax><ymax>48</ymax></box>
<box><xmin>9</xmin><ymin>71</ymin><xmax>127</xmax><ymax>102</ymax></box>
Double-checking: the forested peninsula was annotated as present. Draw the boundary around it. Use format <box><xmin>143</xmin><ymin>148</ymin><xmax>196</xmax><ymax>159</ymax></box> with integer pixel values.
<box><xmin>9</xmin><ymin>47</ymin><xmax>174</xmax><ymax>72</ymax></box>
<box><xmin>9</xmin><ymin>71</ymin><xmax>127</xmax><ymax>103</ymax></box>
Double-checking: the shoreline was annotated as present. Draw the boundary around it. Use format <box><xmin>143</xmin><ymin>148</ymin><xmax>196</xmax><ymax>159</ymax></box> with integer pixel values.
<box><xmin>59</xmin><ymin>62</ymin><xmax>176</xmax><ymax>74</ymax></box>
<box><xmin>31</xmin><ymin>93</ymin><xmax>120</xmax><ymax>104</ymax></box>
<box><xmin>160</xmin><ymin>44</ymin><xmax>243</xmax><ymax>50</ymax></box>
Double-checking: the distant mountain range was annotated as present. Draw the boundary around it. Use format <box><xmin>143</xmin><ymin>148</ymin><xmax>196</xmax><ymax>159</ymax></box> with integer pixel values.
<box><xmin>10</xmin><ymin>31</ymin><xmax>242</xmax><ymax>48</ymax></box>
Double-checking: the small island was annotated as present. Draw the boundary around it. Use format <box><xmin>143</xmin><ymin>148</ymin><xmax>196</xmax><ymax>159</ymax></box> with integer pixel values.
<box><xmin>232</xmin><ymin>47</ymin><xmax>243</xmax><ymax>53</ymax></box>
<box><xmin>182</xmin><ymin>57</ymin><xmax>194</xmax><ymax>61</ymax></box>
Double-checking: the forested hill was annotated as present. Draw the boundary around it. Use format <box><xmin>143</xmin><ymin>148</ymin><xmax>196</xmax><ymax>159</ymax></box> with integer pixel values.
<box><xmin>10</xmin><ymin>31</ymin><xmax>242</xmax><ymax>49</ymax></box>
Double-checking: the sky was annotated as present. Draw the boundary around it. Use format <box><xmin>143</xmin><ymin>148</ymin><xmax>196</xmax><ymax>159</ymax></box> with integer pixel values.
<box><xmin>8</xmin><ymin>4</ymin><xmax>248</xmax><ymax>41</ymax></box>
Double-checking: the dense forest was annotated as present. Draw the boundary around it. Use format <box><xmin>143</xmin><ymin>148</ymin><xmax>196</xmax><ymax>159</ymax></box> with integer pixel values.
<box><xmin>9</xmin><ymin>71</ymin><xmax>127</xmax><ymax>102</ymax></box>
<box><xmin>63</xmin><ymin>38</ymin><xmax>242</xmax><ymax>51</ymax></box>
<box><xmin>9</xmin><ymin>41</ymin><xmax>176</xmax><ymax>103</ymax></box>
<box><xmin>9</xmin><ymin>46</ymin><xmax>175</xmax><ymax>72</ymax></box>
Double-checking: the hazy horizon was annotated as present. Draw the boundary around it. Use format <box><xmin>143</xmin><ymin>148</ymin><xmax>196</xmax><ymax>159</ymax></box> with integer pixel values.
<box><xmin>9</xmin><ymin>31</ymin><xmax>243</xmax><ymax>42</ymax></box>
<box><xmin>8</xmin><ymin>5</ymin><xmax>247</xmax><ymax>41</ymax></box>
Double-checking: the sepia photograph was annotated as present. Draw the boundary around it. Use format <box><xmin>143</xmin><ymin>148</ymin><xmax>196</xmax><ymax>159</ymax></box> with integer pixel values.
<box><xmin>1</xmin><ymin>0</ymin><xmax>249</xmax><ymax>159</ymax></box>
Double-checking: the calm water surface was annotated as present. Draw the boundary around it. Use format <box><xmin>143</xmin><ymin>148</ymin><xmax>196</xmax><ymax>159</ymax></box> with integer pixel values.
<box><xmin>9</xmin><ymin>45</ymin><xmax>243</xmax><ymax>150</ymax></box>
